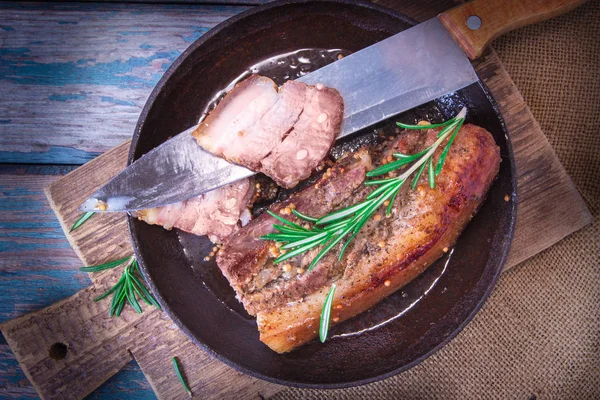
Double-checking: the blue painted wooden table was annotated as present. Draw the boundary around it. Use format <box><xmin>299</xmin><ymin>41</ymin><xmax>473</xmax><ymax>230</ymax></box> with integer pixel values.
<box><xmin>0</xmin><ymin>2</ymin><xmax>256</xmax><ymax>398</ymax></box>
<box><xmin>2</xmin><ymin>1</ymin><xmax>595</xmax><ymax>398</ymax></box>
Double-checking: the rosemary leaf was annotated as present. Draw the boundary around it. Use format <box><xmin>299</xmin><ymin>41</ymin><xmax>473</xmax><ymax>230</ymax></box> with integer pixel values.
<box><xmin>366</xmin><ymin>180</ymin><xmax>399</xmax><ymax>200</ymax></box>
<box><xmin>70</xmin><ymin>211</ymin><xmax>95</xmax><ymax>232</ymax></box>
<box><xmin>131</xmin><ymin>278</ymin><xmax>152</xmax><ymax>306</ymax></box>
<box><xmin>366</xmin><ymin>157</ymin><xmax>415</xmax><ymax>177</ymax></box>
<box><xmin>323</xmin><ymin>219</ymin><xmax>351</xmax><ymax>232</ymax></box>
<box><xmin>111</xmin><ymin>284</ymin><xmax>127</xmax><ymax>316</ymax></box>
<box><xmin>272</xmin><ymin>224</ymin><xmax>313</xmax><ymax>236</ymax></box>
<box><xmin>172</xmin><ymin>357</ymin><xmax>193</xmax><ymax>398</ymax></box>
<box><xmin>260</xmin><ymin>233</ymin><xmax>312</xmax><ymax>241</ymax></box>
<box><xmin>94</xmin><ymin>276</ymin><xmax>124</xmax><ymax>302</ymax></box>
<box><xmin>308</xmin><ymin>225</ymin><xmax>353</xmax><ymax>271</ymax></box>
<box><xmin>129</xmin><ymin>273</ymin><xmax>161</xmax><ymax>310</ymax></box>
<box><xmin>386</xmin><ymin>186</ymin><xmax>400</xmax><ymax>216</ymax></box>
<box><xmin>79</xmin><ymin>256</ymin><xmax>131</xmax><ymax>272</ymax></box>
<box><xmin>339</xmin><ymin>231</ymin><xmax>358</xmax><ymax>260</ymax></box>
<box><xmin>436</xmin><ymin>119</ymin><xmax>464</xmax><ymax>176</ymax></box>
<box><xmin>126</xmin><ymin>276</ymin><xmax>142</xmax><ymax>314</ymax></box>
<box><xmin>114</xmin><ymin>290</ymin><xmax>127</xmax><ymax>317</ymax></box>
<box><xmin>267</xmin><ymin>210</ymin><xmax>307</xmax><ymax>231</ymax></box>
<box><xmin>275</xmin><ymin>240</ymin><xmax>323</xmax><ymax>264</ymax></box>
<box><xmin>317</xmin><ymin>201</ymin><xmax>369</xmax><ymax>225</ymax></box>
<box><xmin>396</xmin><ymin>118</ymin><xmax>455</xmax><ymax>130</ymax></box>
<box><xmin>281</xmin><ymin>230</ymin><xmax>330</xmax><ymax>250</ymax></box>
<box><xmin>411</xmin><ymin>160</ymin><xmax>428</xmax><ymax>190</ymax></box>
<box><xmin>319</xmin><ymin>284</ymin><xmax>337</xmax><ymax>343</ymax></box>
<box><xmin>364</xmin><ymin>177</ymin><xmax>397</xmax><ymax>186</ymax></box>
<box><xmin>428</xmin><ymin>157</ymin><xmax>435</xmax><ymax>189</ymax></box>
<box><xmin>291</xmin><ymin>209</ymin><xmax>318</xmax><ymax>222</ymax></box>
<box><xmin>393</xmin><ymin>148</ymin><xmax>429</xmax><ymax>159</ymax></box>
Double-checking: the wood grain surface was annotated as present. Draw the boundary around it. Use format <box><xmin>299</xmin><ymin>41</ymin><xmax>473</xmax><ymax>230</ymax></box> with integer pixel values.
<box><xmin>2</xmin><ymin>140</ymin><xmax>282</xmax><ymax>400</ymax></box>
<box><xmin>0</xmin><ymin>0</ymin><xmax>592</xmax><ymax>399</ymax></box>
<box><xmin>0</xmin><ymin>2</ymin><xmax>247</xmax><ymax>164</ymax></box>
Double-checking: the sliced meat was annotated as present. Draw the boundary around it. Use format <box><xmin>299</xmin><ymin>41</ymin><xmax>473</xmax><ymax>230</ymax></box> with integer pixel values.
<box><xmin>193</xmin><ymin>75</ymin><xmax>279</xmax><ymax>162</ymax></box>
<box><xmin>261</xmin><ymin>83</ymin><xmax>344</xmax><ymax>188</ymax></box>
<box><xmin>136</xmin><ymin>179</ymin><xmax>253</xmax><ymax>243</ymax></box>
<box><xmin>231</xmin><ymin>80</ymin><xmax>307</xmax><ymax>169</ymax></box>
<box><xmin>218</xmin><ymin>123</ymin><xmax>501</xmax><ymax>353</ymax></box>
<box><xmin>192</xmin><ymin>75</ymin><xmax>344</xmax><ymax>189</ymax></box>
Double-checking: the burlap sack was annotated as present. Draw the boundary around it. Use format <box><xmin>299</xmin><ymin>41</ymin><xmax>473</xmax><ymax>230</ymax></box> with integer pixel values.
<box><xmin>273</xmin><ymin>1</ymin><xmax>600</xmax><ymax>398</ymax></box>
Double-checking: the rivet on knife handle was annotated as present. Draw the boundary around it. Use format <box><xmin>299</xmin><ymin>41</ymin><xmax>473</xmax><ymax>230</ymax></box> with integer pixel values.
<box><xmin>439</xmin><ymin>0</ymin><xmax>587</xmax><ymax>59</ymax></box>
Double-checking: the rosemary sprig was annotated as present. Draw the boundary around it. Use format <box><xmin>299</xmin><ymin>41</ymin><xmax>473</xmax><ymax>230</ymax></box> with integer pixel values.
<box><xmin>70</xmin><ymin>211</ymin><xmax>95</xmax><ymax>232</ymax></box>
<box><xmin>319</xmin><ymin>284</ymin><xmax>336</xmax><ymax>343</ymax></box>
<box><xmin>172</xmin><ymin>357</ymin><xmax>192</xmax><ymax>398</ymax></box>
<box><xmin>260</xmin><ymin>108</ymin><xmax>467</xmax><ymax>272</ymax></box>
<box><xmin>80</xmin><ymin>255</ymin><xmax>161</xmax><ymax>316</ymax></box>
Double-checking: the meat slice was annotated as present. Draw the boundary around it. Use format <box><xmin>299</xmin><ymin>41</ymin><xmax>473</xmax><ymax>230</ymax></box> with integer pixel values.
<box><xmin>193</xmin><ymin>75</ymin><xmax>279</xmax><ymax>163</ymax></box>
<box><xmin>261</xmin><ymin>84</ymin><xmax>344</xmax><ymax>188</ymax></box>
<box><xmin>218</xmin><ymin>124</ymin><xmax>501</xmax><ymax>353</ymax></box>
<box><xmin>136</xmin><ymin>179</ymin><xmax>253</xmax><ymax>243</ymax></box>
<box><xmin>230</xmin><ymin>80</ymin><xmax>307</xmax><ymax>169</ymax></box>
<box><xmin>192</xmin><ymin>75</ymin><xmax>344</xmax><ymax>189</ymax></box>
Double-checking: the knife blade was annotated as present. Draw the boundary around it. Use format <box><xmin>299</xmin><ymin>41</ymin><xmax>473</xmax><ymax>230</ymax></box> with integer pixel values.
<box><xmin>81</xmin><ymin>18</ymin><xmax>477</xmax><ymax>212</ymax></box>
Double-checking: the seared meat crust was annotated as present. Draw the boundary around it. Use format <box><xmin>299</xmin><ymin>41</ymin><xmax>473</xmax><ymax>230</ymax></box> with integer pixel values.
<box><xmin>218</xmin><ymin>123</ymin><xmax>500</xmax><ymax>353</ymax></box>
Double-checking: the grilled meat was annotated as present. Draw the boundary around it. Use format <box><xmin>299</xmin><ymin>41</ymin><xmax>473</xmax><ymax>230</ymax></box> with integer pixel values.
<box><xmin>217</xmin><ymin>123</ymin><xmax>501</xmax><ymax>352</ymax></box>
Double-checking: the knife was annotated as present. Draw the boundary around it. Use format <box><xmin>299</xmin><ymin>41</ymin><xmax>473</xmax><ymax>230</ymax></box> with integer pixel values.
<box><xmin>82</xmin><ymin>0</ymin><xmax>585</xmax><ymax>212</ymax></box>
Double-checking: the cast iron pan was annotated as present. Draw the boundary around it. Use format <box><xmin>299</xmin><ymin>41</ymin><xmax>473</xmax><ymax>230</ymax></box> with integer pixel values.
<box><xmin>129</xmin><ymin>0</ymin><xmax>517</xmax><ymax>388</ymax></box>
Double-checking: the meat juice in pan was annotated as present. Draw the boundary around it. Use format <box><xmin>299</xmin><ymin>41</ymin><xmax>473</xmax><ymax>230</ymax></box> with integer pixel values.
<box><xmin>178</xmin><ymin>48</ymin><xmax>460</xmax><ymax>336</ymax></box>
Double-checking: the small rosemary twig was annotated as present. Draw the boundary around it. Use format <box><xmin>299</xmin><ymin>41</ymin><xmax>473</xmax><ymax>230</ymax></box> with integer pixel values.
<box><xmin>81</xmin><ymin>255</ymin><xmax>161</xmax><ymax>316</ymax></box>
<box><xmin>70</xmin><ymin>211</ymin><xmax>95</xmax><ymax>232</ymax></box>
<box><xmin>172</xmin><ymin>357</ymin><xmax>193</xmax><ymax>398</ymax></box>
<box><xmin>319</xmin><ymin>284</ymin><xmax>336</xmax><ymax>343</ymax></box>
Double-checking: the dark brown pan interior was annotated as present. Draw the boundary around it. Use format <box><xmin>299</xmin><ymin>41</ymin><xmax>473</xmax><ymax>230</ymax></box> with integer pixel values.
<box><xmin>129</xmin><ymin>0</ymin><xmax>516</xmax><ymax>388</ymax></box>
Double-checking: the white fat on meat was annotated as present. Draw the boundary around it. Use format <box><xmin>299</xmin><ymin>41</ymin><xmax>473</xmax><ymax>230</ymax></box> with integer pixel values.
<box><xmin>194</xmin><ymin>75</ymin><xmax>279</xmax><ymax>163</ymax></box>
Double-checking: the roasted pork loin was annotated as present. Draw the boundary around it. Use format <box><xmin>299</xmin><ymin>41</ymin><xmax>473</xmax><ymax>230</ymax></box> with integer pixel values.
<box><xmin>217</xmin><ymin>123</ymin><xmax>501</xmax><ymax>353</ymax></box>
<box><xmin>192</xmin><ymin>75</ymin><xmax>343</xmax><ymax>188</ymax></box>
<box><xmin>136</xmin><ymin>179</ymin><xmax>253</xmax><ymax>243</ymax></box>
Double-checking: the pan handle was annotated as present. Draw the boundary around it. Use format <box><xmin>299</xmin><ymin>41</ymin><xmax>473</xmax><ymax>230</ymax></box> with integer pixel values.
<box><xmin>439</xmin><ymin>0</ymin><xmax>587</xmax><ymax>59</ymax></box>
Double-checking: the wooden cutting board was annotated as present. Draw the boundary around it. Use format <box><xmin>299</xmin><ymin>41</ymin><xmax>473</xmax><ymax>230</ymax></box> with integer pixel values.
<box><xmin>0</xmin><ymin>3</ymin><xmax>592</xmax><ymax>400</ymax></box>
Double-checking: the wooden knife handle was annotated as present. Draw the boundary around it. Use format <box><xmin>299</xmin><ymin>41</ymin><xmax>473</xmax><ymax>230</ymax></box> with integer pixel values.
<box><xmin>439</xmin><ymin>0</ymin><xmax>587</xmax><ymax>59</ymax></box>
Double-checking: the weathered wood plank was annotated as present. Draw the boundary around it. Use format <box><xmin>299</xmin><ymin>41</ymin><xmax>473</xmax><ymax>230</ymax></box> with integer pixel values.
<box><xmin>85</xmin><ymin>360</ymin><xmax>154</xmax><ymax>400</ymax></box>
<box><xmin>0</xmin><ymin>2</ymin><xmax>248</xmax><ymax>164</ymax></box>
<box><xmin>472</xmin><ymin>50</ymin><xmax>592</xmax><ymax>266</ymax></box>
<box><xmin>0</xmin><ymin>167</ymin><xmax>90</xmax><ymax>322</ymax></box>
<box><xmin>0</xmin><ymin>285</ymin><xmax>147</xmax><ymax>400</ymax></box>
<box><xmin>1</xmin><ymin>140</ymin><xmax>281</xmax><ymax>399</ymax></box>
<box><xmin>0</xmin><ymin>342</ymin><xmax>39</xmax><ymax>400</ymax></box>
